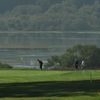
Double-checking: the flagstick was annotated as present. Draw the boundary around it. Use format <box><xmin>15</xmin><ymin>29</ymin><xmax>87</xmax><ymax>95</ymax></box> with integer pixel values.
<box><xmin>90</xmin><ymin>70</ymin><xmax>92</xmax><ymax>84</ymax></box>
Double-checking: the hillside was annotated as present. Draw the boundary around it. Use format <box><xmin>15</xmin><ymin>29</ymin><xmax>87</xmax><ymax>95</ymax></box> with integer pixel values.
<box><xmin>0</xmin><ymin>0</ymin><xmax>100</xmax><ymax>31</ymax></box>
<box><xmin>0</xmin><ymin>0</ymin><xmax>63</xmax><ymax>14</ymax></box>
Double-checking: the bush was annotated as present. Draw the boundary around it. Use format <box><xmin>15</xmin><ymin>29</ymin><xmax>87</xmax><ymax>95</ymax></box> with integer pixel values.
<box><xmin>0</xmin><ymin>63</ymin><xmax>13</xmax><ymax>69</ymax></box>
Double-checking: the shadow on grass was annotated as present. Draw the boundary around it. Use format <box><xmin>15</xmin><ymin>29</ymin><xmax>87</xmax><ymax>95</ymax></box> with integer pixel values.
<box><xmin>0</xmin><ymin>80</ymin><xmax>100</xmax><ymax>97</ymax></box>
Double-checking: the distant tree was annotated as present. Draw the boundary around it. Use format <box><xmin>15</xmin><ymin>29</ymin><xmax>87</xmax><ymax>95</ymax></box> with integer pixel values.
<box><xmin>45</xmin><ymin>55</ymin><xmax>61</xmax><ymax>68</ymax></box>
<box><xmin>61</xmin><ymin>45</ymin><xmax>100</xmax><ymax>69</ymax></box>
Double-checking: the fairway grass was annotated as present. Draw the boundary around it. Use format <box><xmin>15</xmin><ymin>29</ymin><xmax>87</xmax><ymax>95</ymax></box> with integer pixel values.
<box><xmin>0</xmin><ymin>70</ymin><xmax>100</xmax><ymax>83</ymax></box>
<box><xmin>1</xmin><ymin>96</ymin><xmax>100</xmax><ymax>100</ymax></box>
<box><xmin>0</xmin><ymin>70</ymin><xmax>99</xmax><ymax>100</ymax></box>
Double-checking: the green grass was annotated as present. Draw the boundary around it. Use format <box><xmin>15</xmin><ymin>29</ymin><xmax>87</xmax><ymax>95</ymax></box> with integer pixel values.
<box><xmin>0</xmin><ymin>69</ymin><xmax>100</xmax><ymax>100</ymax></box>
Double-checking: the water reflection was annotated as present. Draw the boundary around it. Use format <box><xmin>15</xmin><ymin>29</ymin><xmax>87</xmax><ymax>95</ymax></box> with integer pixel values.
<box><xmin>0</xmin><ymin>31</ymin><xmax>100</xmax><ymax>67</ymax></box>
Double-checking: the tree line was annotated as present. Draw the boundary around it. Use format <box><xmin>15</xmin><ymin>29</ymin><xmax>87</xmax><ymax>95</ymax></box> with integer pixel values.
<box><xmin>45</xmin><ymin>45</ymin><xmax>100</xmax><ymax>70</ymax></box>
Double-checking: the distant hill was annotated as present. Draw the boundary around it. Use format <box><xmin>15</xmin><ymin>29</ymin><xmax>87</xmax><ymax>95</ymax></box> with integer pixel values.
<box><xmin>0</xmin><ymin>0</ymin><xmax>100</xmax><ymax>31</ymax></box>
<box><xmin>0</xmin><ymin>0</ymin><xmax>63</xmax><ymax>14</ymax></box>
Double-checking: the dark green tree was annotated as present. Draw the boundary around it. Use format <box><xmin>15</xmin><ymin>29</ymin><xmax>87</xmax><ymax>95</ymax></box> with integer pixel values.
<box><xmin>46</xmin><ymin>45</ymin><xmax>100</xmax><ymax>69</ymax></box>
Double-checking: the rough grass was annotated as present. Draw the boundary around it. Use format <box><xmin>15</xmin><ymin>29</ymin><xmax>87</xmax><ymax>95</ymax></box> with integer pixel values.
<box><xmin>0</xmin><ymin>69</ymin><xmax>99</xmax><ymax>100</ymax></box>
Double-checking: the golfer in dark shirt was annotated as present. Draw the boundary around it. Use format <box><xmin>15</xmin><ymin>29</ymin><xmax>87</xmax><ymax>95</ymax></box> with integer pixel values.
<box><xmin>37</xmin><ymin>59</ymin><xmax>43</xmax><ymax>70</ymax></box>
<box><xmin>75</xmin><ymin>60</ymin><xmax>79</xmax><ymax>69</ymax></box>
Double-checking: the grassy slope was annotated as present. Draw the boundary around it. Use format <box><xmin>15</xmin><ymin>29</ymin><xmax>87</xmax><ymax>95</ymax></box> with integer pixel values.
<box><xmin>0</xmin><ymin>70</ymin><xmax>99</xmax><ymax>100</ymax></box>
<box><xmin>0</xmin><ymin>70</ymin><xmax>100</xmax><ymax>83</ymax></box>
